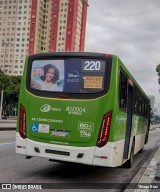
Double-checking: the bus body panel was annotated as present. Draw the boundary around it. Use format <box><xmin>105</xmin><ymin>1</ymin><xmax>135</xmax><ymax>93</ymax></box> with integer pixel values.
<box><xmin>18</xmin><ymin>90</ymin><xmax>117</xmax><ymax>147</ymax></box>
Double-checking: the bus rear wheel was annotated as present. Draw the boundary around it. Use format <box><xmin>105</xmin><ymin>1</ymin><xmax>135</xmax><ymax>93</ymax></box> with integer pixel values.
<box><xmin>145</xmin><ymin>132</ymin><xmax>149</xmax><ymax>144</ymax></box>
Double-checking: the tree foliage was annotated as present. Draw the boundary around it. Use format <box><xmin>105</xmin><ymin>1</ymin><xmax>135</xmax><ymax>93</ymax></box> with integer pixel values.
<box><xmin>0</xmin><ymin>69</ymin><xmax>21</xmax><ymax>109</ymax></box>
<box><xmin>153</xmin><ymin>115</ymin><xmax>160</xmax><ymax>124</ymax></box>
<box><xmin>156</xmin><ymin>64</ymin><xmax>160</xmax><ymax>85</ymax></box>
<box><xmin>0</xmin><ymin>69</ymin><xmax>10</xmax><ymax>90</ymax></box>
<box><xmin>4</xmin><ymin>75</ymin><xmax>21</xmax><ymax>107</ymax></box>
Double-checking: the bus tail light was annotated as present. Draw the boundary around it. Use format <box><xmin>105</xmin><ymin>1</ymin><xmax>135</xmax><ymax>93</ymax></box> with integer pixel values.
<box><xmin>96</xmin><ymin>111</ymin><xmax>112</xmax><ymax>148</ymax></box>
<box><xmin>19</xmin><ymin>105</ymin><xmax>26</xmax><ymax>139</ymax></box>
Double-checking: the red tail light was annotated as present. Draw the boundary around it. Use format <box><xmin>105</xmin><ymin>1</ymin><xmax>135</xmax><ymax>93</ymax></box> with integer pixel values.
<box><xmin>96</xmin><ymin>111</ymin><xmax>112</xmax><ymax>147</ymax></box>
<box><xmin>19</xmin><ymin>105</ymin><xmax>26</xmax><ymax>139</ymax></box>
<box><xmin>103</xmin><ymin>53</ymin><xmax>111</xmax><ymax>57</ymax></box>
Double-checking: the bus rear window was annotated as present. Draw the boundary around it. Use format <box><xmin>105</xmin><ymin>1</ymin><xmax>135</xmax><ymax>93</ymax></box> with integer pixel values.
<box><xmin>30</xmin><ymin>59</ymin><xmax>106</xmax><ymax>93</ymax></box>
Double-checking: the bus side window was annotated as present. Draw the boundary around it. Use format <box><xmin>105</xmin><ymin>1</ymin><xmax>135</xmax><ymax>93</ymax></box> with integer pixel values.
<box><xmin>134</xmin><ymin>88</ymin><xmax>138</xmax><ymax>114</ymax></box>
<box><xmin>119</xmin><ymin>71</ymin><xmax>127</xmax><ymax>111</ymax></box>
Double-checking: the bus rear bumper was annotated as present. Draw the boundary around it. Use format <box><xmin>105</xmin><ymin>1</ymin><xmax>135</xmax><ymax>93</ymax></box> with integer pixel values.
<box><xmin>16</xmin><ymin>133</ymin><xmax>123</xmax><ymax>167</ymax></box>
<box><xmin>16</xmin><ymin>133</ymin><xmax>95</xmax><ymax>165</ymax></box>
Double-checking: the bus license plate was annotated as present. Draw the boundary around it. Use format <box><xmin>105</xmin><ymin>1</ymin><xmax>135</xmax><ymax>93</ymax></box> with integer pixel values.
<box><xmin>52</xmin><ymin>130</ymin><xmax>69</xmax><ymax>137</ymax></box>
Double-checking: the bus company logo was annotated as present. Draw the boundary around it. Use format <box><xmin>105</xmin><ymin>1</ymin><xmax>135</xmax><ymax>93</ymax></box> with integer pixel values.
<box><xmin>40</xmin><ymin>104</ymin><xmax>51</xmax><ymax>112</ymax></box>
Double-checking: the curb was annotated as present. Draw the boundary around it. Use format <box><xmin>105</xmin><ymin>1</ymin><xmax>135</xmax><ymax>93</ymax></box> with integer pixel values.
<box><xmin>0</xmin><ymin>120</ymin><xmax>17</xmax><ymax>131</ymax></box>
<box><xmin>0</xmin><ymin>127</ymin><xmax>16</xmax><ymax>131</ymax></box>
<box><xmin>0</xmin><ymin>120</ymin><xmax>17</xmax><ymax>123</ymax></box>
<box><xmin>124</xmin><ymin>144</ymin><xmax>160</xmax><ymax>192</ymax></box>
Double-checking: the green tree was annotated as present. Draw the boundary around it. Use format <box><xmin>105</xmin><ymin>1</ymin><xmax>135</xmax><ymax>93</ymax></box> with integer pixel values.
<box><xmin>0</xmin><ymin>69</ymin><xmax>10</xmax><ymax>90</ymax></box>
<box><xmin>4</xmin><ymin>75</ymin><xmax>22</xmax><ymax>107</ymax></box>
<box><xmin>0</xmin><ymin>70</ymin><xmax>21</xmax><ymax>113</ymax></box>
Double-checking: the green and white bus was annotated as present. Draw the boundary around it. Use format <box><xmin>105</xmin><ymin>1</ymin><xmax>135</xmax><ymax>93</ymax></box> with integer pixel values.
<box><xmin>16</xmin><ymin>52</ymin><xmax>150</xmax><ymax>167</ymax></box>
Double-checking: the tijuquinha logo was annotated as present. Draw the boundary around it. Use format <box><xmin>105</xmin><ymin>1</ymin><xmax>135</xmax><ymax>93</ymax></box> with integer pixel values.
<box><xmin>40</xmin><ymin>104</ymin><xmax>51</xmax><ymax>112</ymax></box>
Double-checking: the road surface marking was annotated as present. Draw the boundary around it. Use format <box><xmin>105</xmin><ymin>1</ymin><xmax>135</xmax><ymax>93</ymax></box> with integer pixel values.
<box><xmin>0</xmin><ymin>142</ymin><xmax>15</xmax><ymax>147</ymax></box>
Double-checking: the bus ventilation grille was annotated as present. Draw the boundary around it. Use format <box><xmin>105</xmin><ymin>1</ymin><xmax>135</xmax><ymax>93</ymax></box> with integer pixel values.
<box><xmin>45</xmin><ymin>149</ymin><xmax>70</xmax><ymax>156</ymax></box>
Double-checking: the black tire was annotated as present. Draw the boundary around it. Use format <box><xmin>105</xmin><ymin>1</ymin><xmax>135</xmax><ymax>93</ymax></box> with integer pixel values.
<box><xmin>145</xmin><ymin>132</ymin><xmax>149</xmax><ymax>144</ymax></box>
<box><xmin>124</xmin><ymin>141</ymin><xmax>134</xmax><ymax>168</ymax></box>
<box><xmin>138</xmin><ymin>147</ymin><xmax>143</xmax><ymax>153</ymax></box>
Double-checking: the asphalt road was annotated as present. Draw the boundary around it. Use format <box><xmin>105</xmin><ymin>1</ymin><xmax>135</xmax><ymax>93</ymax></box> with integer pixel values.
<box><xmin>0</xmin><ymin>129</ymin><xmax>160</xmax><ymax>192</ymax></box>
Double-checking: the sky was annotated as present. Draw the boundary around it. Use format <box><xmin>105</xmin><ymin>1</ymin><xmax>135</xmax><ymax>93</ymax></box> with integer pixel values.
<box><xmin>85</xmin><ymin>0</ymin><xmax>160</xmax><ymax>113</ymax></box>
